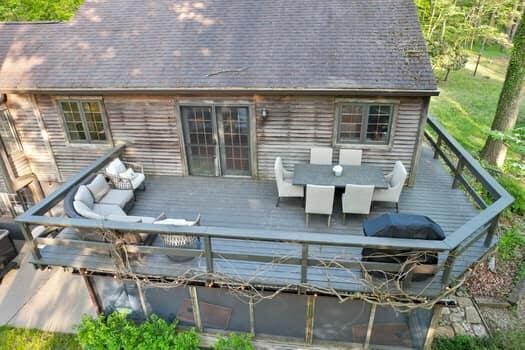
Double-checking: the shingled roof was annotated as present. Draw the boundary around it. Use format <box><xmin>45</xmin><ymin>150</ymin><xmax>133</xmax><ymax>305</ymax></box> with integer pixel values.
<box><xmin>0</xmin><ymin>0</ymin><xmax>438</xmax><ymax>94</ymax></box>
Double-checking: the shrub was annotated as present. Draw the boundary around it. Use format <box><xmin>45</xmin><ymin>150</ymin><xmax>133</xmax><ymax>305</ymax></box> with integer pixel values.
<box><xmin>214</xmin><ymin>333</ymin><xmax>254</xmax><ymax>350</ymax></box>
<box><xmin>77</xmin><ymin>311</ymin><xmax>199</xmax><ymax>350</ymax></box>
<box><xmin>433</xmin><ymin>330</ymin><xmax>525</xmax><ymax>350</ymax></box>
<box><xmin>498</xmin><ymin>175</ymin><xmax>525</xmax><ymax>216</ymax></box>
<box><xmin>498</xmin><ymin>227</ymin><xmax>525</xmax><ymax>261</ymax></box>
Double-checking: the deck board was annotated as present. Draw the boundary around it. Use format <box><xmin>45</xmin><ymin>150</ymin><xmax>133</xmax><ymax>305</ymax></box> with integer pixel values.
<box><xmin>35</xmin><ymin>144</ymin><xmax>490</xmax><ymax>296</ymax></box>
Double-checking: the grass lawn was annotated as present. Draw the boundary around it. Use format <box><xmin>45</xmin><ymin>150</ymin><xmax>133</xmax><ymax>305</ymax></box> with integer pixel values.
<box><xmin>430</xmin><ymin>50</ymin><xmax>525</xmax><ymax>157</ymax></box>
<box><xmin>0</xmin><ymin>326</ymin><xmax>80</xmax><ymax>350</ymax></box>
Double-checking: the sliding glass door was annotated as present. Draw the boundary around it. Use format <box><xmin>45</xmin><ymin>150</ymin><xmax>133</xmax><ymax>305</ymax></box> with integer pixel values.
<box><xmin>181</xmin><ymin>105</ymin><xmax>251</xmax><ymax>177</ymax></box>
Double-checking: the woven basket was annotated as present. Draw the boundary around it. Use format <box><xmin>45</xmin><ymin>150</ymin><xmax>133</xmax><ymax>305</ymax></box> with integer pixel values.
<box><xmin>157</xmin><ymin>234</ymin><xmax>200</xmax><ymax>262</ymax></box>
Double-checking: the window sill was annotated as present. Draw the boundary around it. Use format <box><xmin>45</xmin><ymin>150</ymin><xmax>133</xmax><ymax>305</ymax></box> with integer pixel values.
<box><xmin>334</xmin><ymin>143</ymin><xmax>393</xmax><ymax>151</ymax></box>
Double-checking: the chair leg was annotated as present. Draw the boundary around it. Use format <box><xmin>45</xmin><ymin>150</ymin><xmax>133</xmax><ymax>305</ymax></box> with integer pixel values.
<box><xmin>342</xmin><ymin>213</ymin><xmax>346</xmax><ymax>225</ymax></box>
<box><xmin>276</xmin><ymin>197</ymin><xmax>281</xmax><ymax>207</ymax></box>
<box><xmin>327</xmin><ymin>215</ymin><xmax>331</xmax><ymax>227</ymax></box>
<box><xmin>396</xmin><ymin>202</ymin><xmax>399</xmax><ymax>213</ymax></box>
<box><xmin>305</xmin><ymin>213</ymin><xmax>309</xmax><ymax>227</ymax></box>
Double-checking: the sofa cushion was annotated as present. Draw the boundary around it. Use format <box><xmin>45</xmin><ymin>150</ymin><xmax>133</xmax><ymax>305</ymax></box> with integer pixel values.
<box><xmin>106</xmin><ymin>158</ymin><xmax>127</xmax><ymax>176</ymax></box>
<box><xmin>119</xmin><ymin>168</ymin><xmax>136</xmax><ymax>180</ymax></box>
<box><xmin>98</xmin><ymin>189</ymin><xmax>134</xmax><ymax>208</ymax></box>
<box><xmin>92</xmin><ymin>203</ymin><xmax>126</xmax><ymax>217</ymax></box>
<box><xmin>87</xmin><ymin>174</ymin><xmax>111</xmax><ymax>202</ymax></box>
<box><xmin>74</xmin><ymin>200</ymin><xmax>103</xmax><ymax>219</ymax></box>
<box><xmin>74</xmin><ymin>185</ymin><xmax>94</xmax><ymax>209</ymax></box>
<box><xmin>130</xmin><ymin>173</ymin><xmax>146</xmax><ymax>190</ymax></box>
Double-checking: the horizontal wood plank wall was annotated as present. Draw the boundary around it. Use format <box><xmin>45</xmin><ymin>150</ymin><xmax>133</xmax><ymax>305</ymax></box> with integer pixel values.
<box><xmin>104</xmin><ymin>96</ymin><xmax>183</xmax><ymax>176</ymax></box>
<box><xmin>8</xmin><ymin>150</ymin><xmax>32</xmax><ymax>178</ymax></box>
<box><xmin>6</xmin><ymin>94</ymin><xmax>57</xmax><ymax>182</ymax></box>
<box><xmin>255</xmin><ymin>96</ymin><xmax>423</xmax><ymax>179</ymax></box>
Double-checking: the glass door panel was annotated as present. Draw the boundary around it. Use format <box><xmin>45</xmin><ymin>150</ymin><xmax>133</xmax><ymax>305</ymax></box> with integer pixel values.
<box><xmin>181</xmin><ymin>106</ymin><xmax>217</xmax><ymax>176</ymax></box>
<box><xmin>217</xmin><ymin>106</ymin><xmax>251</xmax><ymax>176</ymax></box>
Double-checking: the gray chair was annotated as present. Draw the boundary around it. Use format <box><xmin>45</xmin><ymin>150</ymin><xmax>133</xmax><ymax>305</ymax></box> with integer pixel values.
<box><xmin>305</xmin><ymin>184</ymin><xmax>335</xmax><ymax>226</ymax></box>
<box><xmin>310</xmin><ymin>147</ymin><xmax>333</xmax><ymax>165</ymax></box>
<box><xmin>274</xmin><ymin>157</ymin><xmax>304</xmax><ymax>206</ymax></box>
<box><xmin>342</xmin><ymin>184</ymin><xmax>374</xmax><ymax>223</ymax></box>
<box><xmin>339</xmin><ymin>149</ymin><xmax>362</xmax><ymax>166</ymax></box>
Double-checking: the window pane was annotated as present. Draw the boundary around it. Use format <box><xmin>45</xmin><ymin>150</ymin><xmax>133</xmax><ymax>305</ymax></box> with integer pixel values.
<box><xmin>0</xmin><ymin>110</ymin><xmax>21</xmax><ymax>155</ymax></box>
<box><xmin>338</xmin><ymin>104</ymin><xmax>362</xmax><ymax>142</ymax></box>
<box><xmin>366</xmin><ymin>105</ymin><xmax>391</xmax><ymax>143</ymax></box>
<box><xmin>61</xmin><ymin>102</ymin><xmax>87</xmax><ymax>141</ymax></box>
<box><xmin>82</xmin><ymin>102</ymin><xmax>107</xmax><ymax>141</ymax></box>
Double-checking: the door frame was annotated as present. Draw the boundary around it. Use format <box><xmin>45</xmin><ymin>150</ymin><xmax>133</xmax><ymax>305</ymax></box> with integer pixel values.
<box><xmin>174</xmin><ymin>99</ymin><xmax>257</xmax><ymax>178</ymax></box>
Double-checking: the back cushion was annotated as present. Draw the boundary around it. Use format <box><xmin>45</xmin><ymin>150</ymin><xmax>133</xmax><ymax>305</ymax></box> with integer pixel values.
<box><xmin>73</xmin><ymin>200</ymin><xmax>103</xmax><ymax>219</ymax></box>
<box><xmin>106</xmin><ymin>158</ymin><xmax>127</xmax><ymax>176</ymax></box>
<box><xmin>87</xmin><ymin>174</ymin><xmax>111</xmax><ymax>202</ymax></box>
<box><xmin>74</xmin><ymin>185</ymin><xmax>94</xmax><ymax>208</ymax></box>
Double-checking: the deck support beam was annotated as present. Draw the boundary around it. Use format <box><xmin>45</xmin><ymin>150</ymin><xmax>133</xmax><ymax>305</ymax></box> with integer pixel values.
<box><xmin>304</xmin><ymin>295</ymin><xmax>316</xmax><ymax>344</ymax></box>
<box><xmin>135</xmin><ymin>280</ymin><xmax>149</xmax><ymax>319</ymax></box>
<box><xmin>423</xmin><ymin>304</ymin><xmax>443</xmax><ymax>350</ymax></box>
<box><xmin>249</xmin><ymin>299</ymin><xmax>255</xmax><ymax>336</ymax></box>
<box><xmin>80</xmin><ymin>269</ymin><xmax>103</xmax><ymax>315</ymax></box>
<box><xmin>188</xmin><ymin>286</ymin><xmax>203</xmax><ymax>331</ymax></box>
<box><xmin>484</xmin><ymin>214</ymin><xmax>499</xmax><ymax>247</ymax></box>
<box><xmin>364</xmin><ymin>303</ymin><xmax>377</xmax><ymax>350</ymax></box>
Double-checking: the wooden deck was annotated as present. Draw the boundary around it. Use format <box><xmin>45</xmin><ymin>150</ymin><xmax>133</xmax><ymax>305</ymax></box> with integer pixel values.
<box><xmin>36</xmin><ymin>144</ymin><xmax>494</xmax><ymax>296</ymax></box>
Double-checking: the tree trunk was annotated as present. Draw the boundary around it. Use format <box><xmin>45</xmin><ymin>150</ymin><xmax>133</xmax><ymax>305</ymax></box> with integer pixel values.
<box><xmin>481</xmin><ymin>10</ymin><xmax>525</xmax><ymax>168</ymax></box>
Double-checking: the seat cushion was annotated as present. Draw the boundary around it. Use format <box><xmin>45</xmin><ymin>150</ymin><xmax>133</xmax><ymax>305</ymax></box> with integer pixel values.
<box><xmin>154</xmin><ymin>218</ymin><xmax>197</xmax><ymax>226</ymax></box>
<box><xmin>74</xmin><ymin>200</ymin><xmax>103</xmax><ymax>219</ymax></box>
<box><xmin>98</xmin><ymin>189</ymin><xmax>134</xmax><ymax>208</ymax></box>
<box><xmin>130</xmin><ymin>173</ymin><xmax>145</xmax><ymax>190</ymax></box>
<box><xmin>74</xmin><ymin>185</ymin><xmax>94</xmax><ymax>209</ymax></box>
<box><xmin>92</xmin><ymin>203</ymin><xmax>126</xmax><ymax>217</ymax></box>
<box><xmin>87</xmin><ymin>174</ymin><xmax>111</xmax><ymax>202</ymax></box>
<box><xmin>106</xmin><ymin>158</ymin><xmax>127</xmax><ymax>176</ymax></box>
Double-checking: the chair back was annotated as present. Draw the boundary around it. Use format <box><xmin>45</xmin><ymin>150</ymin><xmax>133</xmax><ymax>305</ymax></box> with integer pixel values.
<box><xmin>390</xmin><ymin>161</ymin><xmax>408</xmax><ymax>187</ymax></box>
<box><xmin>342</xmin><ymin>184</ymin><xmax>374</xmax><ymax>214</ymax></box>
<box><xmin>339</xmin><ymin>149</ymin><xmax>362</xmax><ymax>166</ymax></box>
<box><xmin>305</xmin><ymin>184</ymin><xmax>335</xmax><ymax>215</ymax></box>
<box><xmin>310</xmin><ymin>147</ymin><xmax>333</xmax><ymax>165</ymax></box>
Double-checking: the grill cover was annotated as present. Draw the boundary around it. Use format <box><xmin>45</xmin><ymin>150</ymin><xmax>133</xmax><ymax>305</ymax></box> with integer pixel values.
<box><xmin>363</xmin><ymin>213</ymin><xmax>446</xmax><ymax>240</ymax></box>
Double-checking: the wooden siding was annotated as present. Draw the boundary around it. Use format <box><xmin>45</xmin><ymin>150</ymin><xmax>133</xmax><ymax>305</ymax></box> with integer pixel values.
<box><xmin>9</xmin><ymin>93</ymin><xmax>424</xmax><ymax>183</ymax></box>
<box><xmin>6</xmin><ymin>94</ymin><xmax>57</xmax><ymax>182</ymax></box>
<box><xmin>255</xmin><ymin>95</ymin><xmax>423</xmax><ymax>179</ymax></box>
<box><xmin>7</xmin><ymin>150</ymin><xmax>32</xmax><ymax>178</ymax></box>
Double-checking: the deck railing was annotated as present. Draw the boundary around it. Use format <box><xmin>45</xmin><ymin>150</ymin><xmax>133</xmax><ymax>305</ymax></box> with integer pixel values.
<box><xmin>16</xmin><ymin>117</ymin><xmax>513</xmax><ymax>293</ymax></box>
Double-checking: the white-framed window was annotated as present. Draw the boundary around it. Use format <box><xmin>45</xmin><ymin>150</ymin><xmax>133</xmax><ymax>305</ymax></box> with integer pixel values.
<box><xmin>335</xmin><ymin>103</ymin><xmax>395</xmax><ymax>145</ymax></box>
<box><xmin>59</xmin><ymin>100</ymin><xmax>110</xmax><ymax>143</ymax></box>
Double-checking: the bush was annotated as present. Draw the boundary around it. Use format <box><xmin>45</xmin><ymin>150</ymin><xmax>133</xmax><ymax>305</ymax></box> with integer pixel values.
<box><xmin>214</xmin><ymin>333</ymin><xmax>254</xmax><ymax>350</ymax></box>
<box><xmin>433</xmin><ymin>330</ymin><xmax>525</xmax><ymax>350</ymax></box>
<box><xmin>497</xmin><ymin>227</ymin><xmax>525</xmax><ymax>261</ymax></box>
<box><xmin>77</xmin><ymin>311</ymin><xmax>199</xmax><ymax>350</ymax></box>
<box><xmin>498</xmin><ymin>175</ymin><xmax>525</xmax><ymax>216</ymax></box>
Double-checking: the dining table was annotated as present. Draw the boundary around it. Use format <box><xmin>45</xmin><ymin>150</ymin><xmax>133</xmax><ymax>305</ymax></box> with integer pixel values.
<box><xmin>292</xmin><ymin>163</ymin><xmax>389</xmax><ymax>189</ymax></box>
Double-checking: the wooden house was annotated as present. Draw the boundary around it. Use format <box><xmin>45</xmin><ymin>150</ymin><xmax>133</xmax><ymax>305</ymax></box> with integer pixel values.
<box><xmin>0</xmin><ymin>1</ymin><xmax>513</xmax><ymax>349</ymax></box>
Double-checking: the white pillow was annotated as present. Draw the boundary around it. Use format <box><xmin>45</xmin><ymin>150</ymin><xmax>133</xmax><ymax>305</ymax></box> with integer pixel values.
<box><xmin>87</xmin><ymin>174</ymin><xmax>110</xmax><ymax>202</ymax></box>
<box><xmin>74</xmin><ymin>185</ymin><xmax>94</xmax><ymax>208</ymax></box>
<box><xmin>73</xmin><ymin>200</ymin><xmax>103</xmax><ymax>219</ymax></box>
<box><xmin>119</xmin><ymin>168</ymin><xmax>137</xmax><ymax>180</ymax></box>
<box><xmin>106</xmin><ymin>158</ymin><xmax>127</xmax><ymax>176</ymax></box>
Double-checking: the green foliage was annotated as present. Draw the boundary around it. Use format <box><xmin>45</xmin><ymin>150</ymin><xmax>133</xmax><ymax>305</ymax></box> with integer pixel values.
<box><xmin>77</xmin><ymin>311</ymin><xmax>199</xmax><ymax>350</ymax></box>
<box><xmin>498</xmin><ymin>226</ymin><xmax>525</xmax><ymax>261</ymax></box>
<box><xmin>432</xmin><ymin>330</ymin><xmax>525</xmax><ymax>350</ymax></box>
<box><xmin>497</xmin><ymin>175</ymin><xmax>525</xmax><ymax>215</ymax></box>
<box><xmin>0</xmin><ymin>0</ymin><xmax>83</xmax><ymax>21</ymax></box>
<box><xmin>0</xmin><ymin>325</ymin><xmax>80</xmax><ymax>350</ymax></box>
<box><xmin>214</xmin><ymin>333</ymin><xmax>254</xmax><ymax>350</ymax></box>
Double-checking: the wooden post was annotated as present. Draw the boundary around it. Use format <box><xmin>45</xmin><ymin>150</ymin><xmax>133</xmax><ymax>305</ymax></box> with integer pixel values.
<box><xmin>80</xmin><ymin>269</ymin><xmax>103</xmax><ymax>315</ymax></box>
<box><xmin>135</xmin><ymin>280</ymin><xmax>149</xmax><ymax>319</ymax></box>
<box><xmin>364</xmin><ymin>303</ymin><xmax>377</xmax><ymax>350</ymax></box>
<box><xmin>452</xmin><ymin>159</ymin><xmax>465</xmax><ymax>189</ymax></box>
<box><xmin>203</xmin><ymin>236</ymin><xmax>213</xmax><ymax>274</ymax></box>
<box><xmin>433</xmin><ymin>135</ymin><xmax>442</xmax><ymax>159</ymax></box>
<box><xmin>304</xmin><ymin>295</ymin><xmax>316</xmax><ymax>344</ymax></box>
<box><xmin>442</xmin><ymin>249</ymin><xmax>458</xmax><ymax>286</ymax></box>
<box><xmin>484</xmin><ymin>215</ymin><xmax>499</xmax><ymax>247</ymax></box>
<box><xmin>20</xmin><ymin>223</ymin><xmax>41</xmax><ymax>260</ymax></box>
<box><xmin>249</xmin><ymin>298</ymin><xmax>255</xmax><ymax>336</ymax></box>
<box><xmin>301</xmin><ymin>244</ymin><xmax>309</xmax><ymax>284</ymax></box>
<box><xmin>423</xmin><ymin>304</ymin><xmax>444</xmax><ymax>350</ymax></box>
<box><xmin>188</xmin><ymin>286</ymin><xmax>203</xmax><ymax>331</ymax></box>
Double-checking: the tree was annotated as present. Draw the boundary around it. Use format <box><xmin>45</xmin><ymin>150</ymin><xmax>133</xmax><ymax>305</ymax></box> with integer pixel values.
<box><xmin>481</xmin><ymin>10</ymin><xmax>525</xmax><ymax>167</ymax></box>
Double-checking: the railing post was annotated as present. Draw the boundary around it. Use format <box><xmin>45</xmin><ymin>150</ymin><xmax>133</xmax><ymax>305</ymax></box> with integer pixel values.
<box><xmin>203</xmin><ymin>236</ymin><xmax>213</xmax><ymax>274</ymax></box>
<box><xmin>442</xmin><ymin>249</ymin><xmax>458</xmax><ymax>286</ymax></box>
<box><xmin>304</xmin><ymin>295</ymin><xmax>316</xmax><ymax>344</ymax></box>
<box><xmin>452</xmin><ymin>159</ymin><xmax>465</xmax><ymax>189</ymax></box>
<box><xmin>20</xmin><ymin>223</ymin><xmax>41</xmax><ymax>260</ymax></box>
<box><xmin>423</xmin><ymin>304</ymin><xmax>444</xmax><ymax>350</ymax></box>
<box><xmin>433</xmin><ymin>135</ymin><xmax>442</xmax><ymax>159</ymax></box>
<box><xmin>301</xmin><ymin>244</ymin><xmax>309</xmax><ymax>284</ymax></box>
<box><xmin>484</xmin><ymin>215</ymin><xmax>500</xmax><ymax>247</ymax></box>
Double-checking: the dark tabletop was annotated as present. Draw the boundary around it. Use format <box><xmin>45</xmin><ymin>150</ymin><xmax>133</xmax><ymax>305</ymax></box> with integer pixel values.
<box><xmin>292</xmin><ymin>164</ymin><xmax>388</xmax><ymax>189</ymax></box>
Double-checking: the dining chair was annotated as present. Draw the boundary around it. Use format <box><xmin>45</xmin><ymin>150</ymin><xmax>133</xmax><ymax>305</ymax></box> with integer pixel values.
<box><xmin>274</xmin><ymin>157</ymin><xmax>304</xmax><ymax>206</ymax></box>
<box><xmin>342</xmin><ymin>184</ymin><xmax>374</xmax><ymax>223</ymax></box>
<box><xmin>305</xmin><ymin>184</ymin><xmax>335</xmax><ymax>226</ymax></box>
<box><xmin>339</xmin><ymin>149</ymin><xmax>362</xmax><ymax>166</ymax></box>
<box><xmin>310</xmin><ymin>147</ymin><xmax>333</xmax><ymax>165</ymax></box>
<box><xmin>372</xmin><ymin>161</ymin><xmax>407</xmax><ymax>212</ymax></box>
